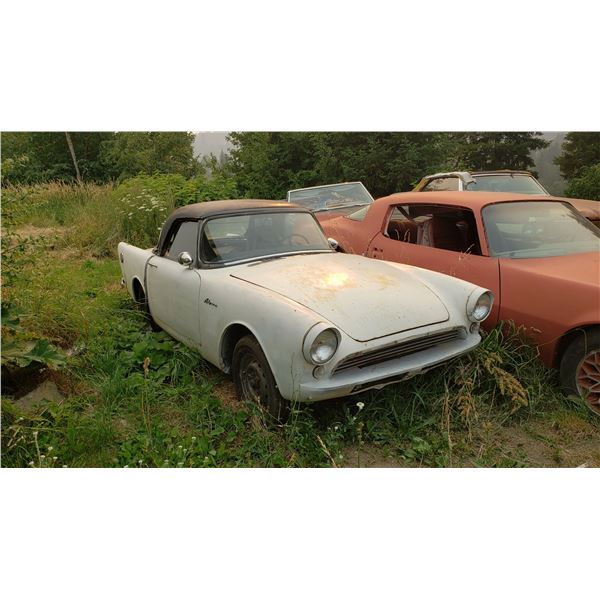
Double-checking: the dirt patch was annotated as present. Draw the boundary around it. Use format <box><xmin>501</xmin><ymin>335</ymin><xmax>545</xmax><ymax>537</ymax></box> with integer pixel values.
<box><xmin>53</xmin><ymin>247</ymin><xmax>82</xmax><ymax>260</ymax></box>
<box><xmin>12</xmin><ymin>380</ymin><xmax>65</xmax><ymax>414</ymax></box>
<box><xmin>212</xmin><ymin>380</ymin><xmax>243</xmax><ymax>411</ymax></box>
<box><xmin>15</xmin><ymin>225</ymin><xmax>70</xmax><ymax>239</ymax></box>
<box><xmin>464</xmin><ymin>415</ymin><xmax>600</xmax><ymax>467</ymax></box>
<box><xmin>341</xmin><ymin>444</ymin><xmax>410</xmax><ymax>468</ymax></box>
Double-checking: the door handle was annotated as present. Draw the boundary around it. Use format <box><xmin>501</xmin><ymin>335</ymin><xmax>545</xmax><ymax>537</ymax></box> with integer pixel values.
<box><xmin>148</xmin><ymin>263</ymin><xmax>158</xmax><ymax>269</ymax></box>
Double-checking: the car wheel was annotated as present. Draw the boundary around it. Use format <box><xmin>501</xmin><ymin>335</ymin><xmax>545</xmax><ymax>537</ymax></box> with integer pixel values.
<box><xmin>232</xmin><ymin>335</ymin><xmax>289</xmax><ymax>421</ymax></box>
<box><xmin>560</xmin><ymin>329</ymin><xmax>600</xmax><ymax>414</ymax></box>
<box><xmin>134</xmin><ymin>283</ymin><xmax>161</xmax><ymax>332</ymax></box>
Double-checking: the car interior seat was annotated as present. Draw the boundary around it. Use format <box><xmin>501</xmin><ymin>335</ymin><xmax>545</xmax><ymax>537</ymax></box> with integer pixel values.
<box><xmin>417</xmin><ymin>217</ymin><xmax>474</xmax><ymax>252</ymax></box>
<box><xmin>387</xmin><ymin>220</ymin><xmax>418</xmax><ymax>243</ymax></box>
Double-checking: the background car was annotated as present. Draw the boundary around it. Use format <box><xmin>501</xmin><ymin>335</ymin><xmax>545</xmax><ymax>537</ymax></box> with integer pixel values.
<box><xmin>286</xmin><ymin>182</ymin><xmax>374</xmax><ymax>224</ymax></box>
<box><xmin>318</xmin><ymin>191</ymin><xmax>600</xmax><ymax>413</ymax></box>
<box><xmin>414</xmin><ymin>170</ymin><xmax>600</xmax><ymax>227</ymax></box>
<box><xmin>414</xmin><ymin>170</ymin><xmax>550</xmax><ymax>194</ymax></box>
<box><xmin>118</xmin><ymin>199</ymin><xmax>492</xmax><ymax>419</ymax></box>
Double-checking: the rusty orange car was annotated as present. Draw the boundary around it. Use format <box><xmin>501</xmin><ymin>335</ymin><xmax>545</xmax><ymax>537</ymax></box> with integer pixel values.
<box><xmin>319</xmin><ymin>191</ymin><xmax>600</xmax><ymax>412</ymax></box>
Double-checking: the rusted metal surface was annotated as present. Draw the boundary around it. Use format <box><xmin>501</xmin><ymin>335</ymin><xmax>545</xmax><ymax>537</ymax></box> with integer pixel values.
<box><xmin>318</xmin><ymin>192</ymin><xmax>600</xmax><ymax>376</ymax></box>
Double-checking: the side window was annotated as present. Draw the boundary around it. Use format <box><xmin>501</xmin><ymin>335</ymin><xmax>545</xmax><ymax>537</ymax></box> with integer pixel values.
<box><xmin>386</xmin><ymin>204</ymin><xmax>481</xmax><ymax>255</ymax></box>
<box><xmin>422</xmin><ymin>177</ymin><xmax>459</xmax><ymax>191</ymax></box>
<box><xmin>163</xmin><ymin>220</ymin><xmax>199</xmax><ymax>262</ymax></box>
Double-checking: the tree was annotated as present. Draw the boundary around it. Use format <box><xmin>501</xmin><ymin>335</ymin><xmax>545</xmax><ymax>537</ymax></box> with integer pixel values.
<box><xmin>228</xmin><ymin>132</ymin><xmax>457</xmax><ymax>199</ymax></box>
<box><xmin>555</xmin><ymin>132</ymin><xmax>600</xmax><ymax>180</ymax></box>
<box><xmin>99</xmin><ymin>132</ymin><xmax>198</xmax><ymax>180</ymax></box>
<box><xmin>1</xmin><ymin>132</ymin><xmax>114</xmax><ymax>184</ymax></box>
<box><xmin>228</xmin><ymin>132</ymin><xmax>321</xmax><ymax>199</ymax></box>
<box><xmin>564</xmin><ymin>164</ymin><xmax>600</xmax><ymax>200</ymax></box>
<box><xmin>64</xmin><ymin>132</ymin><xmax>82</xmax><ymax>184</ymax></box>
<box><xmin>311</xmin><ymin>132</ymin><xmax>456</xmax><ymax>197</ymax></box>
<box><xmin>453</xmin><ymin>132</ymin><xmax>548</xmax><ymax>172</ymax></box>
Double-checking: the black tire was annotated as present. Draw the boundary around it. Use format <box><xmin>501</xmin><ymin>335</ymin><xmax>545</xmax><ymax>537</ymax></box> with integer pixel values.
<box><xmin>232</xmin><ymin>335</ymin><xmax>289</xmax><ymax>421</ymax></box>
<box><xmin>134</xmin><ymin>282</ymin><xmax>161</xmax><ymax>332</ymax></box>
<box><xmin>559</xmin><ymin>328</ymin><xmax>600</xmax><ymax>413</ymax></box>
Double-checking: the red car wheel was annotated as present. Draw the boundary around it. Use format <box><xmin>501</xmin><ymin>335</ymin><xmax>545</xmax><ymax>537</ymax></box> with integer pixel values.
<box><xmin>576</xmin><ymin>349</ymin><xmax>600</xmax><ymax>412</ymax></box>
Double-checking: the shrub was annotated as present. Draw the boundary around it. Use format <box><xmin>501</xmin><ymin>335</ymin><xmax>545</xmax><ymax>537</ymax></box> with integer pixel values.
<box><xmin>565</xmin><ymin>163</ymin><xmax>600</xmax><ymax>200</ymax></box>
<box><xmin>113</xmin><ymin>173</ymin><xmax>239</xmax><ymax>208</ymax></box>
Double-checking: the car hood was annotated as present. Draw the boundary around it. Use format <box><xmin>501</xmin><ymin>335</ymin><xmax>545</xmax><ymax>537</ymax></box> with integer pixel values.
<box><xmin>313</xmin><ymin>205</ymin><xmax>366</xmax><ymax>223</ymax></box>
<box><xmin>230</xmin><ymin>253</ymin><xmax>449</xmax><ymax>342</ymax></box>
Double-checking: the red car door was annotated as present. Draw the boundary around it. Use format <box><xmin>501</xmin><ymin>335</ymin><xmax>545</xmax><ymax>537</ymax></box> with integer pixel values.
<box><xmin>366</xmin><ymin>202</ymin><xmax>501</xmax><ymax>325</ymax></box>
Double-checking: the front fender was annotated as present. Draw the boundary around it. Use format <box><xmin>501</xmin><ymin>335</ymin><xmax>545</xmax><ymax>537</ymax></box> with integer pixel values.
<box><xmin>202</xmin><ymin>277</ymin><xmax>324</xmax><ymax>400</ymax></box>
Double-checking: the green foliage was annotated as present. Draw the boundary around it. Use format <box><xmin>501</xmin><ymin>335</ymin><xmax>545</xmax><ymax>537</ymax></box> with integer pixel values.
<box><xmin>114</xmin><ymin>172</ymin><xmax>238</xmax><ymax>207</ymax></box>
<box><xmin>1</xmin><ymin>304</ymin><xmax>66</xmax><ymax>369</ymax></box>
<box><xmin>311</xmin><ymin>132</ymin><xmax>456</xmax><ymax>196</ymax></box>
<box><xmin>565</xmin><ymin>163</ymin><xmax>600</xmax><ymax>200</ymax></box>
<box><xmin>1</xmin><ymin>132</ymin><xmax>201</xmax><ymax>185</ymax></box>
<box><xmin>0</xmin><ymin>194</ymin><xmax>67</xmax><ymax>370</ymax></box>
<box><xmin>228</xmin><ymin>132</ymin><xmax>457</xmax><ymax>198</ymax></box>
<box><xmin>1</xmin><ymin>132</ymin><xmax>115</xmax><ymax>184</ymax></box>
<box><xmin>555</xmin><ymin>132</ymin><xmax>600</xmax><ymax>180</ymax></box>
<box><xmin>112</xmin><ymin>173</ymin><xmax>238</xmax><ymax>248</ymax></box>
<box><xmin>228</xmin><ymin>132</ymin><xmax>548</xmax><ymax>199</ymax></box>
<box><xmin>100</xmin><ymin>132</ymin><xmax>198</xmax><ymax>180</ymax></box>
<box><xmin>453</xmin><ymin>132</ymin><xmax>548</xmax><ymax>172</ymax></box>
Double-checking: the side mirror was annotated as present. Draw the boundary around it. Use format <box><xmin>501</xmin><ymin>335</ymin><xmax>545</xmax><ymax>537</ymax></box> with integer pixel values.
<box><xmin>327</xmin><ymin>238</ymin><xmax>339</xmax><ymax>251</ymax></box>
<box><xmin>178</xmin><ymin>251</ymin><xmax>193</xmax><ymax>267</ymax></box>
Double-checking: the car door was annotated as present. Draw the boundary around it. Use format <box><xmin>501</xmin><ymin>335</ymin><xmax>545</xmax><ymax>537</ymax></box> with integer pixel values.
<box><xmin>146</xmin><ymin>219</ymin><xmax>203</xmax><ymax>348</ymax></box>
<box><xmin>366</xmin><ymin>203</ymin><xmax>501</xmax><ymax>325</ymax></box>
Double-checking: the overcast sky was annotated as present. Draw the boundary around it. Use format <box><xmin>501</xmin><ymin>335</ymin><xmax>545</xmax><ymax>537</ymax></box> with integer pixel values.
<box><xmin>193</xmin><ymin>132</ymin><xmax>231</xmax><ymax>158</ymax></box>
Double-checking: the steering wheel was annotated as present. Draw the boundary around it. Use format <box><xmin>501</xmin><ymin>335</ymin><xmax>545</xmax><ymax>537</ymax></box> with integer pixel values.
<box><xmin>281</xmin><ymin>233</ymin><xmax>310</xmax><ymax>246</ymax></box>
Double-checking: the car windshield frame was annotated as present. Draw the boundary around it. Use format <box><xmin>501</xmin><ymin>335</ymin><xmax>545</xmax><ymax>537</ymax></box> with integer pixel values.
<box><xmin>197</xmin><ymin>210</ymin><xmax>333</xmax><ymax>268</ymax></box>
<box><xmin>286</xmin><ymin>182</ymin><xmax>375</xmax><ymax>212</ymax></box>
<box><xmin>481</xmin><ymin>200</ymin><xmax>600</xmax><ymax>259</ymax></box>
<box><xmin>466</xmin><ymin>174</ymin><xmax>549</xmax><ymax>195</ymax></box>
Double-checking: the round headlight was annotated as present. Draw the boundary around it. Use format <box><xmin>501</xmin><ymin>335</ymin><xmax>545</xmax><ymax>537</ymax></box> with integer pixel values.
<box><xmin>309</xmin><ymin>329</ymin><xmax>339</xmax><ymax>364</ymax></box>
<box><xmin>469</xmin><ymin>291</ymin><xmax>493</xmax><ymax>322</ymax></box>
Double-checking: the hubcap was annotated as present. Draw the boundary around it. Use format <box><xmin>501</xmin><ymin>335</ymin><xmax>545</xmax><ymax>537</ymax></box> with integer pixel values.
<box><xmin>576</xmin><ymin>350</ymin><xmax>600</xmax><ymax>413</ymax></box>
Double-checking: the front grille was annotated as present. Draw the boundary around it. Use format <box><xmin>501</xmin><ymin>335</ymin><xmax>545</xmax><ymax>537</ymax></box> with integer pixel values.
<box><xmin>332</xmin><ymin>328</ymin><xmax>462</xmax><ymax>375</ymax></box>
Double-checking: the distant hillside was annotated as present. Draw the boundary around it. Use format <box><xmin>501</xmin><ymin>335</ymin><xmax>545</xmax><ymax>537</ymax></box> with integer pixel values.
<box><xmin>531</xmin><ymin>132</ymin><xmax>566</xmax><ymax>196</ymax></box>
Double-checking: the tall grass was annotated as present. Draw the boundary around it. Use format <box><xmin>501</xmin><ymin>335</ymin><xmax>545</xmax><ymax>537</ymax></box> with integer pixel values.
<box><xmin>2</xmin><ymin>181</ymin><xmax>174</xmax><ymax>257</ymax></box>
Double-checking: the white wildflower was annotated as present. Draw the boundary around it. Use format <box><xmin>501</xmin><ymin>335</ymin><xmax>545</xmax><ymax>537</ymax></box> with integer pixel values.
<box><xmin>356</xmin><ymin>401</ymin><xmax>365</xmax><ymax>411</ymax></box>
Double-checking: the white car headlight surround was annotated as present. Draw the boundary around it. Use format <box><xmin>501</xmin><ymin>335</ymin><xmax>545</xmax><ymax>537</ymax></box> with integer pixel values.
<box><xmin>303</xmin><ymin>323</ymin><xmax>340</xmax><ymax>365</ymax></box>
<box><xmin>466</xmin><ymin>289</ymin><xmax>494</xmax><ymax>323</ymax></box>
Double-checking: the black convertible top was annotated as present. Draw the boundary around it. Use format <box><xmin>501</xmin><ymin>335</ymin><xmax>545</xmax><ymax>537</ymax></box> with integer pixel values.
<box><xmin>156</xmin><ymin>199</ymin><xmax>308</xmax><ymax>254</ymax></box>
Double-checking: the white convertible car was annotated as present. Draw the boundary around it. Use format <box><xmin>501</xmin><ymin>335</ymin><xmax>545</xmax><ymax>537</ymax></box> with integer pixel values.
<box><xmin>118</xmin><ymin>200</ymin><xmax>493</xmax><ymax>419</ymax></box>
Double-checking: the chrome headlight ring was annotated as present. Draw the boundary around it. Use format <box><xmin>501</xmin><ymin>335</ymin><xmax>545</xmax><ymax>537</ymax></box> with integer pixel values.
<box><xmin>466</xmin><ymin>289</ymin><xmax>494</xmax><ymax>323</ymax></box>
<box><xmin>303</xmin><ymin>323</ymin><xmax>340</xmax><ymax>365</ymax></box>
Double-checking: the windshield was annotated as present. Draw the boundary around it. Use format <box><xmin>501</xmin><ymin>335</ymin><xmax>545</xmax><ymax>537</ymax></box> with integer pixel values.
<box><xmin>200</xmin><ymin>211</ymin><xmax>331</xmax><ymax>264</ymax></box>
<box><xmin>287</xmin><ymin>182</ymin><xmax>374</xmax><ymax>212</ymax></box>
<box><xmin>482</xmin><ymin>201</ymin><xmax>600</xmax><ymax>258</ymax></box>
<box><xmin>466</xmin><ymin>174</ymin><xmax>548</xmax><ymax>195</ymax></box>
